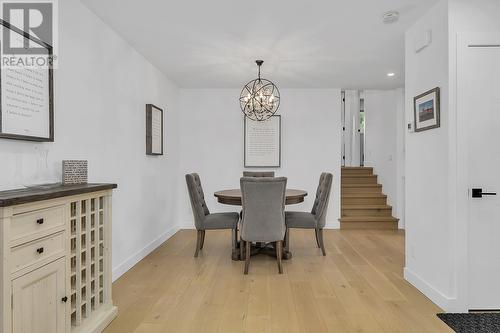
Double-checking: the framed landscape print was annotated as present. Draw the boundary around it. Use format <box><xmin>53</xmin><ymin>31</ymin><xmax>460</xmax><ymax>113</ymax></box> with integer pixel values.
<box><xmin>0</xmin><ymin>21</ymin><xmax>54</xmax><ymax>142</ymax></box>
<box><xmin>244</xmin><ymin>115</ymin><xmax>281</xmax><ymax>168</ymax></box>
<box><xmin>146</xmin><ymin>104</ymin><xmax>164</xmax><ymax>155</ymax></box>
<box><xmin>414</xmin><ymin>87</ymin><xmax>440</xmax><ymax>132</ymax></box>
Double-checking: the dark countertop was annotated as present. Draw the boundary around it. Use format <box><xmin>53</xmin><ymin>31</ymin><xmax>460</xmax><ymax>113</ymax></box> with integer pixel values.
<box><xmin>0</xmin><ymin>183</ymin><xmax>117</xmax><ymax>207</ymax></box>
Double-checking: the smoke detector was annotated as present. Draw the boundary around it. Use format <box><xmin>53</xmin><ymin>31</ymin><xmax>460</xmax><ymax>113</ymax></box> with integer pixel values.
<box><xmin>382</xmin><ymin>11</ymin><xmax>399</xmax><ymax>24</ymax></box>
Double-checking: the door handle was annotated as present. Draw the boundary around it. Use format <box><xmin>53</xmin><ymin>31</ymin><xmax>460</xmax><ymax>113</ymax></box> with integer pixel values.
<box><xmin>472</xmin><ymin>188</ymin><xmax>497</xmax><ymax>198</ymax></box>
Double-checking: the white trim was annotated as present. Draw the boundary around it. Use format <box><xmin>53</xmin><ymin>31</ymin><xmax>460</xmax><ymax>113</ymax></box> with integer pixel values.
<box><xmin>404</xmin><ymin>267</ymin><xmax>462</xmax><ymax>312</ymax></box>
<box><xmin>112</xmin><ymin>225</ymin><xmax>180</xmax><ymax>281</ymax></box>
<box><xmin>325</xmin><ymin>220</ymin><xmax>340</xmax><ymax>229</ymax></box>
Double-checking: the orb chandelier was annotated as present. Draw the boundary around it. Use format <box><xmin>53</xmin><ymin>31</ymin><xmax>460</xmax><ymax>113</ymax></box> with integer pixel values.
<box><xmin>239</xmin><ymin>60</ymin><xmax>280</xmax><ymax>121</ymax></box>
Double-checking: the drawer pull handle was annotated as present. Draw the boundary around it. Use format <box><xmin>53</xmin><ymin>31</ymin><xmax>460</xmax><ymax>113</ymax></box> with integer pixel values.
<box><xmin>36</xmin><ymin>218</ymin><xmax>44</xmax><ymax>225</ymax></box>
<box><xmin>36</xmin><ymin>247</ymin><xmax>44</xmax><ymax>254</ymax></box>
<box><xmin>61</xmin><ymin>296</ymin><xmax>68</xmax><ymax>303</ymax></box>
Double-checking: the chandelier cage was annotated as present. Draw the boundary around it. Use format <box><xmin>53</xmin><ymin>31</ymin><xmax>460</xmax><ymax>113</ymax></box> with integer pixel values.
<box><xmin>239</xmin><ymin>60</ymin><xmax>281</xmax><ymax>121</ymax></box>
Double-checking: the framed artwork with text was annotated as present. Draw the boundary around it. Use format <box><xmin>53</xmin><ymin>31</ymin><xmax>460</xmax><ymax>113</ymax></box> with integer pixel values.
<box><xmin>0</xmin><ymin>20</ymin><xmax>54</xmax><ymax>142</ymax></box>
<box><xmin>146</xmin><ymin>104</ymin><xmax>164</xmax><ymax>156</ymax></box>
<box><xmin>244</xmin><ymin>115</ymin><xmax>281</xmax><ymax>168</ymax></box>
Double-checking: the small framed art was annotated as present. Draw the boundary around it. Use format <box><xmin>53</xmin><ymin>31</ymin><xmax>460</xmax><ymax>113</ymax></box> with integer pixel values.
<box><xmin>414</xmin><ymin>87</ymin><xmax>440</xmax><ymax>132</ymax></box>
<box><xmin>146</xmin><ymin>104</ymin><xmax>163</xmax><ymax>155</ymax></box>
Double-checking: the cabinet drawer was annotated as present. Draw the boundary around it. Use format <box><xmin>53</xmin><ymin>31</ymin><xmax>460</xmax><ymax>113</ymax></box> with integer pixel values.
<box><xmin>11</xmin><ymin>206</ymin><xmax>65</xmax><ymax>245</ymax></box>
<box><xmin>11</xmin><ymin>232</ymin><xmax>65</xmax><ymax>273</ymax></box>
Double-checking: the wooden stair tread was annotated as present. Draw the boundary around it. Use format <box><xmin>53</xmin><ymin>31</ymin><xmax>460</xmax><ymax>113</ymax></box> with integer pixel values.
<box><xmin>341</xmin><ymin>205</ymin><xmax>392</xmax><ymax>210</ymax></box>
<box><xmin>341</xmin><ymin>167</ymin><xmax>373</xmax><ymax>170</ymax></box>
<box><xmin>341</xmin><ymin>193</ymin><xmax>387</xmax><ymax>198</ymax></box>
<box><xmin>339</xmin><ymin>216</ymin><xmax>399</xmax><ymax>222</ymax></box>
<box><xmin>341</xmin><ymin>183</ymin><xmax>381</xmax><ymax>187</ymax></box>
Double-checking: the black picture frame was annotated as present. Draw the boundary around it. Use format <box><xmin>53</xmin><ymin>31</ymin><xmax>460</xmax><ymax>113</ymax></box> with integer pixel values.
<box><xmin>146</xmin><ymin>104</ymin><xmax>164</xmax><ymax>156</ymax></box>
<box><xmin>0</xmin><ymin>20</ymin><xmax>54</xmax><ymax>142</ymax></box>
<box><xmin>413</xmin><ymin>87</ymin><xmax>440</xmax><ymax>132</ymax></box>
<box><xmin>244</xmin><ymin>115</ymin><xmax>281</xmax><ymax>168</ymax></box>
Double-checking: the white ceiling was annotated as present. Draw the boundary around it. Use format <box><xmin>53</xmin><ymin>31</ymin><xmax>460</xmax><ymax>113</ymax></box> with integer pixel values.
<box><xmin>81</xmin><ymin>0</ymin><xmax>437</xmax><ymax>89</ymax></box>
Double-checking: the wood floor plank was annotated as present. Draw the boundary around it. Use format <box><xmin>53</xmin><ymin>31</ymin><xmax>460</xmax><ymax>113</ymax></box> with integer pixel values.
<box><xmin>103</xmin><ymin>229</ymin><xmax>453</xmax><ymax>333</ymax></box>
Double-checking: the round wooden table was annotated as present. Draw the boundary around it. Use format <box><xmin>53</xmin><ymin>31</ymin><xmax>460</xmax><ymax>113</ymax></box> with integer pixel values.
<box><xmin>214</xmin><ymin>189</ymin><xmax>307</xmax><ymax>206</ymax></box>
<box><xmin>214</xmin><ymin>188</ymin><xmax>307</xmax><ymax>261</ymax></box>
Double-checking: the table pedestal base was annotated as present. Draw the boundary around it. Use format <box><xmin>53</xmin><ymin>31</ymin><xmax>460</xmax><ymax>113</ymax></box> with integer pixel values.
<box><xmin>232</xmin><ymin>241</ymin><xmax>292</xmax><ymax>261</ymax></box>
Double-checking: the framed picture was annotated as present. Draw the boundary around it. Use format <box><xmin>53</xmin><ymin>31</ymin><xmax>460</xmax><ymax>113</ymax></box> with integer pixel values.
<box><xmin>414</xmin><ymin>87</ymin><xmax>440</xmax><ymax>132</ymax></box>
<box><xmin>0</xmin><ymin>21</ymin><xmax>54</xmax><ymax>142</ymax></box>
<box><xmin>146</xmin><ymin>104</ymin><xmax>163</xmax><ymax>155</ymax></box>
<box><xmin>244</xmin><ymin>115</ymin><xmax>281</xmax><ymax>168</ymax></box>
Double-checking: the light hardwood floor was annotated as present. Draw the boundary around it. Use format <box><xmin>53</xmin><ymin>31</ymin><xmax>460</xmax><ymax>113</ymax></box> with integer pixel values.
<box><xmin>104</xmin><ymin>229</ymin><xmax>452</xmax><ymax>333</ymax></box>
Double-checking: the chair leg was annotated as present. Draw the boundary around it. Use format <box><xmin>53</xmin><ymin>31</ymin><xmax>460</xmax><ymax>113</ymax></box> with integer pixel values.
<box><xmin>240</xmin><ymin>236</ymin><xmax>244</xmax><ymax>261</ymax></box>
<box><xmin>200</xmin><ymin>230</ymin><xmax>206</xmax><ymax>249</ymax></box>
<box><xmin>315</xmin><ymin>229</ymin><xmax>321</xmax><ymax>248</ymax></box>
<box><xmin>244</xmin><ymin>241</ymin><xmax>251</xmax><ymax>274</ymax></box>
<box><xmin>194</xmin><ymin>230</ymin><xmax>202</xmax><ymax>257</ymax></box>
<box><xmin>284</xmin><ymin>228</ymin><xmax>290</xmax><ymax>253</ymax></box>
<box><xmin>318</xmin><ymin>228</ymin><xmax>326</xmax><ymax>256</ymax></box>
<box><xmin>276</xmin><ymin>240</ymin><xmax>283</xmax><ymax>274</ymax></box>
<box><xmin>231</xmin><ymin>228</ymin><xmax>239</xmax><ymax>260</ymax></box>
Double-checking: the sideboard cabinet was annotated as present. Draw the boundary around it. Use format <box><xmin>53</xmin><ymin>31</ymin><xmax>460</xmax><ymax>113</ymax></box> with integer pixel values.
<box><xmin>0</xmin><ymin>183</ymin><xmax>118</xmax><ymax>333</ymax></box>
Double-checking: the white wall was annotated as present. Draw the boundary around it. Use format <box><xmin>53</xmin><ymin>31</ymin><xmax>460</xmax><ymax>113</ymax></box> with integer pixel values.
<box><xmin>0</xmin><ymin>0</ymin><xmax>180</xmax><ymax>280</ymax></box>
<box><xmin>343</xmin><ymin>90</ymin><xmax>360</xmax><ymax>167</ymax></box>
<box><xmin>404</xmin><ymin>0</ymin><xmax>500</xmax><ymax>311</ymax></box>
<box><xmin>364</xmin><ymin>89</ymin><xmax>405</xmax><ymax>228</ymax></box>
<box><xmin>404</xmin><ymin>0</ymin><xmax>453</xmax><ymax>309</ymax></box>
<box><xmin>177</xmin><ymin>89</ymin><xmax>341</xmax><ymax>229</ymax></box>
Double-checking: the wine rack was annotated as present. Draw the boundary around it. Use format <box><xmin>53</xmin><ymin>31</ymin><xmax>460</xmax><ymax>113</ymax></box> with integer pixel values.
<box><xmin>69</xmin><ymin>195</ymin><xmax>108</xmax><ymax>329</ymax></box>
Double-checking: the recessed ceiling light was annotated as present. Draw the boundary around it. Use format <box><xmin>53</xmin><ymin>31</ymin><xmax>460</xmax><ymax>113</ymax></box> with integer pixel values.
<box><xmin>382</xmin><ymin>11</ymin><xmax>399</xmax><ymax>24</ymax></box>
<box><xmin>387</xmin><ymin>72</ymin><xmax>395</xmax><ymax>77</ymax></box>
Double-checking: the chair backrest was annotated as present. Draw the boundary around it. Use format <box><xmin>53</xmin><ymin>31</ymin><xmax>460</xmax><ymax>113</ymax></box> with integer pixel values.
<box><xmin>240</xmin><ymin>177</ymin><xmax>287</xmax><ymax>243</ymax></box>
<box><xmin>311</xmin><ymin>173</ymin><xmax>333</xmax><ymax>228</ymax></box>
<box><xmin>242</xmin><ymin>171</ymin><xmax>275</xmax><ymax>178</ymax></box>
<box><xmin>185</xmin><ymin>173</ymin><xmax>210</xmax><ymax>230</ymax></box>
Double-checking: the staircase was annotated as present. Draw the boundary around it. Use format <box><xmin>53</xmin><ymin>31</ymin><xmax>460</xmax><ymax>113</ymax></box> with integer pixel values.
<box><xmin>340</xmin><ymin>167</ymin><xmax>399</xmax><ymax>229</ymax></box>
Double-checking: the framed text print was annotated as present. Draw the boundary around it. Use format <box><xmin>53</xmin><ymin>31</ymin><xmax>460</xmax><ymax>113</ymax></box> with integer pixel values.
<box><xmin>244</xmin><ymin>115</ymin><xmax>281</xmax><ymax>168</ymax></box>
<box><xmin>414</xmin><ymin>87</ymin><xmax>440</xmax><ymax>132</ymax></box>
<box><xmin>146</xmin><ymin>104</ymin><xmax>164</xmax><ymax>155</ymax></box>
<box><xmin>0</xmin><ymin>21</ymin><xmax>54</xmax><ymax>142</ymax></box>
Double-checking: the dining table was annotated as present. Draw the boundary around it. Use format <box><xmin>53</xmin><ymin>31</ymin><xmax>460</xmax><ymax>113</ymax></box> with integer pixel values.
<box><xmin>214</xmin><ymin>188</ymin><xmax>308</xmax><ymax>261</ymax></box>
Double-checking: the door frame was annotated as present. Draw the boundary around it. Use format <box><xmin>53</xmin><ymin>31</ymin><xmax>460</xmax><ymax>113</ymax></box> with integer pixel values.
<box><xmin>455</xmin><ymin>32</ymin><xmax>500</xmax><ymax>311</ymax></box>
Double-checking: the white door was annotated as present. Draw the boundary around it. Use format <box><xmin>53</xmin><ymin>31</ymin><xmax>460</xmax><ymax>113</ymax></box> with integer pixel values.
<box><xmin>12</xmin><ymin>258</ymin><xmax>67</xmax><ymax>333</ymax></box>
<box><xmin>460</xmin><ymin>34</ymin><xmax>500</xmax><ymax>310</ymax></box>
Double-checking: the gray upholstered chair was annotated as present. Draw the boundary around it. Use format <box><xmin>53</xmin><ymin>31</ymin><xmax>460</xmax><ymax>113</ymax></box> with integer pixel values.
<box><xmin>285</xmin><ymin>172</ymin><xmax>333</xmax><ymax>256</ymax></box>
<box><xmin>242</xmin><ymin>171</ymin><xmax>275</xmax><ymax>177</ymax></box>
<box><xmin>186</xmin><ymin>173</ymin><xmax>239</xmax><ymax>258</ymax></box>
<box><xmin>240</xmin><ymin>177</ymin><xmax>287</xmax><ymax>274</ymax></box>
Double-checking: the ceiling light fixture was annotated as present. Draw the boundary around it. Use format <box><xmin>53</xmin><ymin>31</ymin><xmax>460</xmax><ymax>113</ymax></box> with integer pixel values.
<box><xmin>239</xmin><ymin>60</ymin><xmax>280</xmax><ymax>121</ymax></box>
<box><xmin>382</xmin><ymin>11</ymin><xmax>399</xmax><ymax>24</ymax></box>
<box><xmin>387</xmin><ymin>72</ymin><xmax>395</xmax><ymax>77</ymax></box>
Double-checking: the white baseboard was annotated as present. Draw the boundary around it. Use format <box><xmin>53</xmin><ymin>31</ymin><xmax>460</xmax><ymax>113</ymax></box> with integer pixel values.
<box><xmin>404</xmin><ymin>267</ymin><xmax>460</xmax><ymax>312</ymax></box>
<box><xmin>178</xmin><ymin>221</ymin><xmax>195</xmax><ymax>229</ymax></box>
<box><xmin>325</xmin><ymin>220</ymin><xmax>340</xmax><ymax>229</ymax></box>
<box><xmin>112</xmin><ymin>225</ymin><xmax>180</xmax><ymax>281</ymax></box>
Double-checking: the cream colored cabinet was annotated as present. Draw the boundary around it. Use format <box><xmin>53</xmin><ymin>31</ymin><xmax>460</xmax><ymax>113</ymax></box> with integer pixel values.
<box><xmin>0</xmin><ymin>184</ymin><xmax>117</xmax><ymax>333</ymax></box>
<box><xmin>12</xmin><ymin>257</ymin><xmax>66</xmax><ymax>333</ymax></box>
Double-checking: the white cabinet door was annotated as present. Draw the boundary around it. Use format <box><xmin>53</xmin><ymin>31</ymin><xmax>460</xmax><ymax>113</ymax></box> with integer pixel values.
<box><xmin>12</xmin><ymin>258</ymin><xmax>67</xmax><ymax>333</ymax></box>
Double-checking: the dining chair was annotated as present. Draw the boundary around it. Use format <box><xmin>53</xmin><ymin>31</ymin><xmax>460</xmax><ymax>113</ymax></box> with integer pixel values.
<box><xmin>285</xmin><ymin>172</ymin><xmax>333</xmax><ymax>256</ymax></box>
<box><xmin>240</xmin><ymin>177</ymin><xmax>287</xmax><ymax>274</ymax></box>
<box><xmin>242</xmin><ymin>171</ymin><xmax>275</xmax><ymax>177</ymax></box>
<box><xmin>186</xmin><ymin>173</ymin><xmax>239</xmax><ymax>258</ymax></box>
